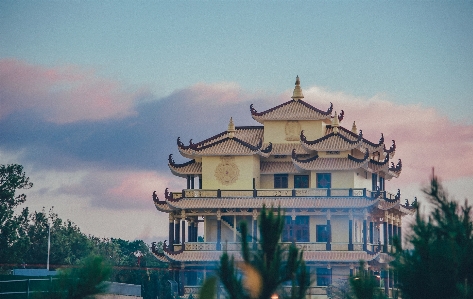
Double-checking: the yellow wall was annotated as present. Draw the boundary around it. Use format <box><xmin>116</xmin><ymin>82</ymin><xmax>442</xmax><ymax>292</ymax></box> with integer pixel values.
<box><xmin>331</xmin><ymin>171</ymin><xmax>355</xmax><ymax>188</ymax></box>
<box><xmin>253</xmin><ymin>155</ymin><xmax>261</xmax><ymax>189</ymax></box>
<box><xmin>204</xmin><ymin>216</ymin><xmax>216</xmax><ymax>242</ymax></box>
<box><xmin>353</xmin><ymin>169</ymin><xmax>372</xmax><ymax>189</ymax></box>
<box><xmin>260</xmin><ymin>174</ymin><xmax>273</xmax><ymax>189</ymax></box>
<box><xmin>310</xmin><ymin>216</ymin><xmax>327</xmax><ymax>242</ymax></box>
<box><xmin>263</xmin><ymin>120</ymin><xmax>325</xmax><ymax>144</ymax></box>
<box><xmin>331</xmin><ymin>215</ymin><xmax>349</xmax><ymax>243</ymax></box>
<box><xmin>311</xmin><ymin>171</ymin><xmax>356</xmax><ymax>188</ymax></box>
<box><xmin>204</xmin><ymin>216</ymin><xmax>236</xmax><ymax>242</ymax></box>
<box><xmin>202</xmin><ymin>155</ymin><xmax>257</xmax><ymax>190</ymax></box>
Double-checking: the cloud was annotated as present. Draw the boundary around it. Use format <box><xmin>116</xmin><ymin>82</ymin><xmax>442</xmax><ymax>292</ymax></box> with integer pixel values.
<box><xmin>301</xmin><ymin>86</ymin><xmax>473</xmax><ymax>185</ymax></box>
<box><xmin>48</xmin><ymin>169</ymin><xmax>182</xmax><ymax>210</ymax></box>
<box><xmin>0</xmin><ymin>59</ymin><xmax>144</xmax><ymax>123</ymax></box>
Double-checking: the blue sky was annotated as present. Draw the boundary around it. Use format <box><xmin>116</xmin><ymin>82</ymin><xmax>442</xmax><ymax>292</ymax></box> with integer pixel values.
<box><xmin>1</xmin><ymin>1</ymin><xmax>472</xmax><ymax>241</ymax></box>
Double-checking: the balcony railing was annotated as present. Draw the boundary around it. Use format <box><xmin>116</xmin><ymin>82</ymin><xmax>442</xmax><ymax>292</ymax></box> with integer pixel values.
<box><xmin>175</xmin><ymin>187</ymin><xmax>398</xmax><ymax>201</ymax></box>
<box><xmin>178</xmin><ymin>242</ymin><xmax>383</xmax><ymax>252</ymax></box>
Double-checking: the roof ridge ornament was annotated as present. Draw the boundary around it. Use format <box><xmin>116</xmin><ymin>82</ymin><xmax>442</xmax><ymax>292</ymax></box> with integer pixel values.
<box><xmin>352</xmin><ymin>121</ymin><xmax>358</xmax><ymax>134</ymax></box>
<box><xmin>291</xmin><ymin>75</ymin><xmax>304</xmax><ymax>101</ymax></box>
<box><xmin>227</xmin><ymin>117</ymin><xmax>236</xmax><ymax>138</ymax></box>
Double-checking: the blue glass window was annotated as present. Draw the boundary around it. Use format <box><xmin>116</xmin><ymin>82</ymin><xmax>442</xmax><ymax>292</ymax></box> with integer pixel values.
<box><xmin>316</xmin><ymin>173</ymin><xmax>331</xmax><ymax>188</ymax></box>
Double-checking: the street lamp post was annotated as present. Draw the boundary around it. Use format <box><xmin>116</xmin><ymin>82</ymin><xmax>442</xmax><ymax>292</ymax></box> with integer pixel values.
<box><xmin>47</xmin><ymin>218</ymin><xmax>52</xmax><ymax>271</ymax></box>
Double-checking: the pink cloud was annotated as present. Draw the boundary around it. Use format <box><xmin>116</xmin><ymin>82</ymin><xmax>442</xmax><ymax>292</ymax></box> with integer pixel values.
<box><xmin>47</xmin><ymin>168</ymin><xmax>181</xmax><ymax>210</ymax></box>
<box><xmin>0</xmin><ymin>59</ymin><xmax>143</xmax><ymax>123</ymax></box>
<box><xmin>302</xmin><ymin>86</ymin><xmax>473</xmax><ymax>184</ymax></box>
<box><xmin>105</xmin><ymin>171</ymin><xmax>180</xmax><ymax>208</ymax></box>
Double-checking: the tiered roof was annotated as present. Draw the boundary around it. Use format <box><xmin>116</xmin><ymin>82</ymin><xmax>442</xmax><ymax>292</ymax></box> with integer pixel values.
<box><xmin>250</xmin><ymin>100</ymin><xmax>333</xmax><ymax>124</ymax></box>
<box><xmin>169</xmin><ymin>77</ymin><xmax>401</xmax><ymax>178</ymax></box>
<box><xmin>177</xmin><ymin>126</ymin><xmax>267</xmax><ymax>158</ymax></box>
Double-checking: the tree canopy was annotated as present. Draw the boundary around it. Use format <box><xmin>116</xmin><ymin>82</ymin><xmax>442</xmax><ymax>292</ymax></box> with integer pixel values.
<box><xmin>392</xmin><ymin>175</ymin><xmax>473</xmax><ymax>299</ymax></box>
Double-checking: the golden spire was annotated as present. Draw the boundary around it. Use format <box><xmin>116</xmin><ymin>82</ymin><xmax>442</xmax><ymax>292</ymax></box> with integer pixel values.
<box><xmin>352</xmin><ymin>121</ymin><xmax>358</xmax><ymax>134</ymax></box>
<box><xmin>227</xmin><ymin>117</ymin><xmax>236</xmax><ymax>138</ymax></box>
<box><xmin>332</xmin><ymin>111</ymin><xmax>340</xmax><ymax>134</ymax></box>
<box><xmin>291</xmin><ymin>75</ymin><xmax>304</xmax><ymax>101</ymax></box>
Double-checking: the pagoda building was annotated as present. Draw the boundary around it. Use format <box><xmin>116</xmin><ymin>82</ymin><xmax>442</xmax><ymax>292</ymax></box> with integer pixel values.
<box><xmin>152</xmin><ymin>77</ymin><xmax>416</xmax><ymax>298</ymax></box>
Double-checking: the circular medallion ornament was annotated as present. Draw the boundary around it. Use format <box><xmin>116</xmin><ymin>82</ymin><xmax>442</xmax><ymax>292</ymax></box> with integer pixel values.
<box><xmin>215</xmin><ymin>157</ymin><xmax>240</xmax><ymax>185</ymax></box>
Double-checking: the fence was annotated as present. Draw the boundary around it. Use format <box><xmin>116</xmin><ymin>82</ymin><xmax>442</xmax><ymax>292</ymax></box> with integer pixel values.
<box><xmin>0</xmin><ymin>276</ymin><xmax>141</xmax><ymax>299</ymax></box>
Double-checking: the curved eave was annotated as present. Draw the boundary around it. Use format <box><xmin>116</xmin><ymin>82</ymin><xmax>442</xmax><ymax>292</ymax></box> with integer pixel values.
<box><xmin>168</xmin><ymin>160</ymin><xmax>202</xmax><ymax>178</ymax></box>
<box><xmin>265</xmin><ymin>143</ymin><xmax>309</xmax><ymax>156</ymax></box>
<box><xmin>183</xmin><ymin>137</ymin><xmax>262</xmax><ymax>156</ymax></box>
<box><xmin>303</xmin><ymin>251</ymin><xmax>380</xmax><ymax>263</ymax></box>
<box><xmin>177</xmin><ymin>146</ymin><xmax>196</xmax><ymax>160</ymax></box>
<box><xmin>250</xmin><ymin>100</ymin><xmax>332</xmax><ymax>124</ymax></box>
<box><xmin>260</xmin><ymin>162</ymin><xmax>299</xmax><ymax>174</ymax></box>
<box><xmin>152</xmin><ymin>252</ymin><xmax>171</xmax><ymax>263</ymax></box>
<box><xmin>385</xmin><ymin>169</ymin><xmax>401</xmax><ymax>180</ymax></box>
<box><xmin>361</xmin><ymin>140</ymin><xmax>384</xmax><ymax>153</ymax></box>
<box><xmin>166</xmin><ymin>197</ymin><xmax>379</xmax><ymax>210</ymax></box>
<box><xmin>292</xmin><ymin>153</ymin><xmax>369</xmax><ymax>171</ymax></box>
<box><xmin>301</xmin><ymin>131</ymin><xmax>363</xmax><ymax>152</ymax></box>
<box><xmin>257</xmin><ymin>142</ymin><xmax>273</xmax><ymax>158</ymax></box>
<box><xmin>395</xmin><ymin>204</ymin><xmax>417</xmax><ymax>216</ymax></box>
<box><xmin>176</xmin><ymin>127</ymin><xmax>264</xmax><ymax>159</ymax></box>
<box><xmin>154</xmin><ymin>201</ymin><xmax>175</xmax><ymax>212</ymax></box>
<box><xmin>377</xmin><ymin>199</ymin><xmax>400</xmax><ymax>211</ymax></box>
<box><xmin>161</xmin><ymin>249</ymin><xmax>380</xmax><ymax>263</ymax></box>
<box><xmin>326</xmin><ymin>126</ymin><xmax>385</xmax><ymax>154</ymax></box>
<box><xmin>363</xmin><ymin>157</ymin><xmax>390</xmax><ymax>174</ymax></box>
<box><xmin>164</xmin><ymin>250</ymin><xmax>240</xmax><ymax>262</ymax></box>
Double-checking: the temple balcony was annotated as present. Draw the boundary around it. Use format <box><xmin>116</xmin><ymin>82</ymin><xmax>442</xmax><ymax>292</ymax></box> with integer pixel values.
<box><xmin>167</xmin><ymin>241</ymin><xmax>390</xmax><ymax>253</ymax></box>
<box><xmin>167</xmin><ymin>187</ymin><xmax>400</xmax><ymax>201</ymax></box>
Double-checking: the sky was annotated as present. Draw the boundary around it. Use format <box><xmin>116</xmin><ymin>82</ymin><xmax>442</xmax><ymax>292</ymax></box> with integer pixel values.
<box><xmin>1</xmin><ymin>1</ymin><xmax>472</xmax><ymax>243</ymax></box>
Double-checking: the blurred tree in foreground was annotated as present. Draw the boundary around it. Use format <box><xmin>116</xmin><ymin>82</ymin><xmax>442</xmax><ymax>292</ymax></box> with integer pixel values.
<box><xmin>36</xmin><ymin>255</ymin><xmax>111</xmax><ymax>299</ymax></box>
<box><xmin>327</xmin><ymin>261</ymin><xmax>387</xmax><ymax>299</ymax></box>
<box><xmin>392</xmin><ymin>174</ymin><xmax>473</xmax><ymax>299</ymax></box>
<box><xmin>199</xmin><ymin>206</ymin><xmax>310</xmax><ymax>299</ymax></box>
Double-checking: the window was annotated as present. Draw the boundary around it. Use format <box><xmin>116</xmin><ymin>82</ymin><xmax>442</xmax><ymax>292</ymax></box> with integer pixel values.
<box><xmin>282</xmin><ymin>216</ymin><xmax>309</xmax><ymax>242</ymax></box>
<box><xmin>274</xmin><ymin>174</ymin><xmax>288</xmax><ymax>188</ymax></box>
<box><xmin>379</xmin><ymin>176</ymin><xmax>385</xmax><ymax>191</ymax></box>
<box><xmin>316</xmin><ymin>268</ymin><xmax>332</xmax><ymax>286</ymax></box>
<box><xmin>294</xmin><ymin>175</ymin><xmax>309</xmax><ymax>188</ymax></box>
<box><xmin>316</xmin><ymin>225</ymin><xmax>329</xmax><ymax>242</ymax></box>
<box><xmin>372</xmin><ymin>173</ymin><xmax>378</xmax><ymax>191</ymax></box>
<box><xmin>316</xmin><ymin>173</ymin><xmax>331</xmax><ymax>188</ymax></box>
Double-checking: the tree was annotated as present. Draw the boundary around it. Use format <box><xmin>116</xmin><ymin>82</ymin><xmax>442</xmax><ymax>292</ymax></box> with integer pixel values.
<box><xmin>0</xmin><ymin>164</ymin><xmax>33</xmax><ymax>264</ymax></box>
<box><xmin>37</xmin><ymin>255</ymin><xmax>112</xmax><ymax>299</ymax></box>
<box><xmin>199</xmin><ymin>206</ymin><xmax>310</xmax><ymax>299</ymax></box>
<box><xmin>327</xmin><ymin>261</ymin><xmax>387</xmax><ymax>299</ymax></box>
<box><xmin>391</xmin><ymin>174</ymin><xmax>473</xmax><ymax>299</ymax></box>
<box><xmin>17</xmin><ymin>208</ymin><xmax>95</xmax><ymax>266</ymax></box>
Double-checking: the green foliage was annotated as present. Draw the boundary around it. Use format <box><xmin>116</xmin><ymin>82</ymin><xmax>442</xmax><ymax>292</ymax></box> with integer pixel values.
<box><xmin>36</xmin><ymin>255</ymin><xmax>112</xmax><ymax>299</ymax></box>
<box><xmin>0</xmin><ymin>164</ymin><xmax>33</xmax><ymax>264</ymax></box>
<box><xmin>327</xmin><ymin>262</ymin><xmax>386</xmax><ymax>299</ymax></box>
<box><xmin>348</xmin><ymin>262</ymin><xmax>386</xmax><ymax>299</ymax></box>
<box><xmin>199</xmin><ymin>206</ymin><xmax>311</xmax><ymax>299</ymax></box>
<box><xmin>391</xmin><ymin>175</ymin><xmax>473</xmax><ymax>299</ymax></box>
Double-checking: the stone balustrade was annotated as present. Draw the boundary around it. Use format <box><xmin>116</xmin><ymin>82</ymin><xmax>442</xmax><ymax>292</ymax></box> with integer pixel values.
<box><xmin>177</xmin><ymin>187</ymin><xmax>385</xmax><ymax>199</ymax></box>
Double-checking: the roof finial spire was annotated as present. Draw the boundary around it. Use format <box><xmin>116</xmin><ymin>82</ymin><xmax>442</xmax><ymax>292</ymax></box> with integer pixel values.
<box><xmin>227</xmin><ymin>117</ymin><xmax>236</xmax><ymax>138</ymax></box>
<box><xmin>352</xmin><ymin>121</ymin><xmax>358</xmax><ymax>134</ymax></box>
<box><xmin>291</xmin><ymin>75</ymin><xmax>304</xmax><ymax>101</ymax></box>
<box><xmin>332</xmin><ymin>111</ymin><xmax>340</xmax><ymax>134</ymax></box>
